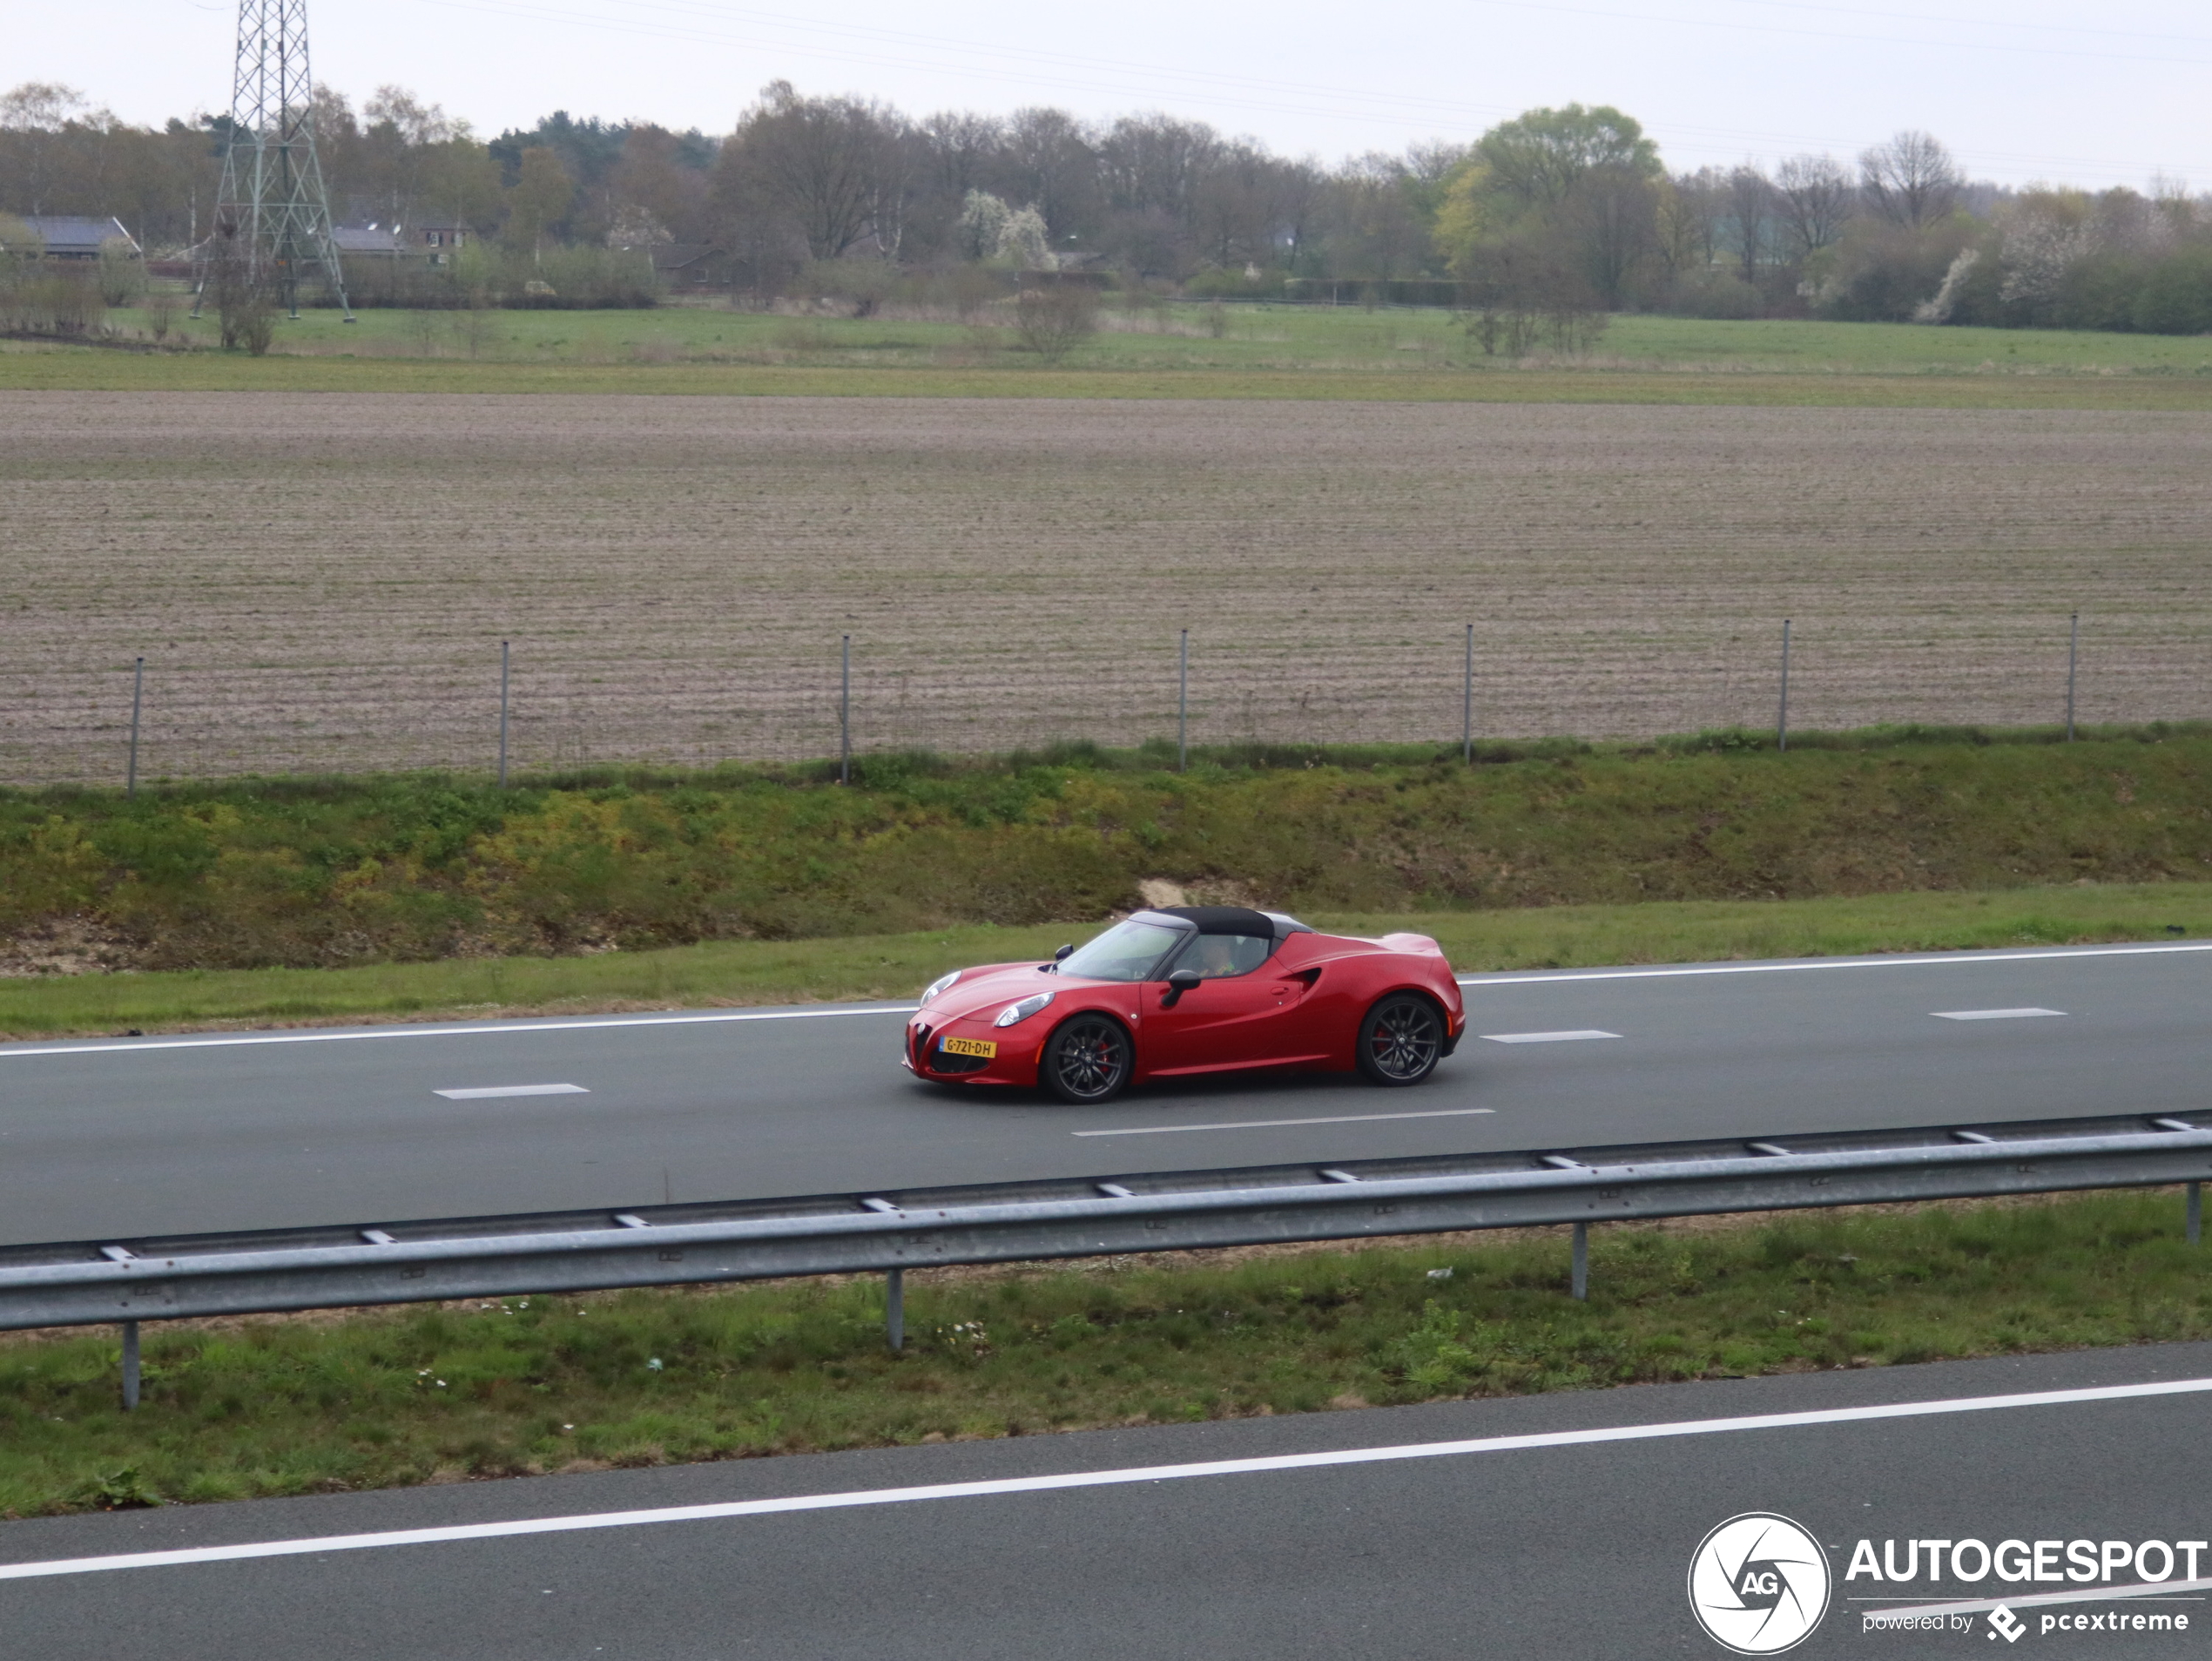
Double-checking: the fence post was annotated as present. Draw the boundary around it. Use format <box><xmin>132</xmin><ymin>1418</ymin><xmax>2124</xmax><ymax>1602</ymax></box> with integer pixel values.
<box><xmin>497</xmin><ymin>640</ymin><xmax>510</xmax><ymax>788</ymax></box>
<box><xmin>1571</xmin><ymin>1221</ymin><xmax>1589</xmax><ymax>1300</ymax></box>
<box><xmin>1776</xmin><ymin>619</ymin><xmax>1791</xmax><ymax>753</ymax></box>
<box><xmin>2189</xmin><ymin>1181</ymin><xmax>2202</xmax><ymax>1247</ymax></box>
<box><xmin>125</xmin><ymin>656</ymin><xmax>144</xmax><ymax>800</ymax></box>
<box><xmin>1462</xmin><ymin>624</ymin><xmax>1474</xmax><ymax>764</ymax></box>
<box><xmin>886</xmin><ymin>1268</ymin><xmax>905</xmax><ymax>1352</ymax></box>
<box><xmin>121</xmin><ymin>1320</ymin><xmax>140</xmax><ymax>1410</ymax></box>
<box><xmin>2066</xmin><ymin>611</ymin><xmax>2079</xmax><ymax>741</ymax></box>
<box><xmin>1177</xmin><ymin>629</ymin><xmax>1189</xmax><ymax>773</ymax></box>
<box><xmin>840</xmin><ymin>635</ymin><xmax>852</xmax><ymax>786</ymax></box>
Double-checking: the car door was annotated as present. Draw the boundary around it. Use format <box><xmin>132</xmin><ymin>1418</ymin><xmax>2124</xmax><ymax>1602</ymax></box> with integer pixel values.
<box><xmin>1143</xmin><ymin>933</ymin><xmax>1314</xmax><ymax>1075</ymax></box>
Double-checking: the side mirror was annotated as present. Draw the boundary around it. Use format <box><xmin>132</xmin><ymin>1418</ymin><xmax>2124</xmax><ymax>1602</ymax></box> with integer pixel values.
<box><xmin>1054</xmin><ymin>944</ymin><xmax>1074</xmax><ymax>962</ymax></box>
<box><xmin>1162</xmin><ymin>968</ymin><xmax>1202</xmax><ymax>1008</ymax></box>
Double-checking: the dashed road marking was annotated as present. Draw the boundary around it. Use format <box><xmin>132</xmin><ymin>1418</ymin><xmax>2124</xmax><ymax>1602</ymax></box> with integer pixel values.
<box><xmin>433</xmin><ymin>1084</ymin><xmax>590</xmax><ymax>1100</ymax></box>
<box><xmin>1931</xmin><ymin>1008</ymin><xmax>2067</xmax><ymax>1022</ymax></box>
<box><xmin>1074</xmin><ymin>1107</ymin><xmax>1495</xmax><ymax>1137</ymax></box>
<box><xmin>1480</xmin><ymin>1030</ymin><xmax>1621</xmax><ymax>1044</ymax></box>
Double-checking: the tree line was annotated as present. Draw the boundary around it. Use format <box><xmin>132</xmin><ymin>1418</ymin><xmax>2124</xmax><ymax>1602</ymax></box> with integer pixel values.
<box><xmin>3</xmin><ymin>78</ymin><xmax>2207</xmax><ymax>334</ymax></box>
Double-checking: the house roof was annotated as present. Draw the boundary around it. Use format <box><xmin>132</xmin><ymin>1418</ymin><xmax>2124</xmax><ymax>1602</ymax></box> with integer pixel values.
<box><xmin>11</xmin><ymin>216</ymin><xmax>139</xmax><ymax>257</ymax></box>
<box><xmin>645</xmin><ymin>243</ymin><xmax>721</xmax><ymax>271</ymax></box>
<box><xmin>332</xmin><ymin>226</ymin><xmax>403</xmax><ymax>255</ymax></box>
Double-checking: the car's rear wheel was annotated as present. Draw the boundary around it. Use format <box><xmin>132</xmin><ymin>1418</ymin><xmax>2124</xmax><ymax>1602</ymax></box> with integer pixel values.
<box><xmin>1042</xmin><ymin>1014</ymin><xmax>1132</xmax><ymax>1104</ymax></box>
<box><xmin>1356</xmin><ymin>993</ymin><xmax>1444</xmax><ymax>1086</ymax></box>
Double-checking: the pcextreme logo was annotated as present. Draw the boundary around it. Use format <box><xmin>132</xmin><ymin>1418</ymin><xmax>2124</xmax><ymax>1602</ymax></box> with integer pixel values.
<box><xmin>1689</xmin><ymin>1512</ymin><xmax>1835</xmax><ymax>1655</ymax></box>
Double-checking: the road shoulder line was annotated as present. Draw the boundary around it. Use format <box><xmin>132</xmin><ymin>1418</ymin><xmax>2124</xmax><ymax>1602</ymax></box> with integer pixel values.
<box><xmin>6</xmin><ymin>1375</ymin><xmax>2210</xmax><ymax>1581</ymax></box>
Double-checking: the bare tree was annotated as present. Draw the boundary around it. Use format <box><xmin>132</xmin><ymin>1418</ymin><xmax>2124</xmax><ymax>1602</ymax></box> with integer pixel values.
<box><xmin>1858</xmin><ymin>131</ymin><xmax>1963</xmax><ymax>228</ymax></box>
<box><xmin>1721</xmin><ymin>165</ymin><xmax>1773</xmax><ymax>285</ymax></box>
<box><xmin>717</xmin><ymin>81</ymin><xmax>900</xmax><ymax>263</ymax></box>
<box><xmin>0</xmin><ymin>83</ymin><xmax>88</xmax><ymax>213</ymax></box>
<box><xmin>1656</xmin><ymin>168</ymin><xmax>1725</xmax><ymax>278</ymax></box>
<box><xmin>1773</xmin><ymin>154</ymin><xmax>1854</xmax><ymax>257</ymax></box>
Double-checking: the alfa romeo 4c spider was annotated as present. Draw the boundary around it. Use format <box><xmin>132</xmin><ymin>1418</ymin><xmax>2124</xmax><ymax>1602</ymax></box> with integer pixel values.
<box><xmin>901</xmin><ymin>905</ymin><xmax>1465</xmax><ymax>1104</ymax></box>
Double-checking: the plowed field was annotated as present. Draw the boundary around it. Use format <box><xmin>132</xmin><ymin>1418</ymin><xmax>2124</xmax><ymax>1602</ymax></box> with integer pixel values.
<box><xmin>4</xmin><ymin>392</ymin><xmax>2210</xmax><ymax>783</ymax></box>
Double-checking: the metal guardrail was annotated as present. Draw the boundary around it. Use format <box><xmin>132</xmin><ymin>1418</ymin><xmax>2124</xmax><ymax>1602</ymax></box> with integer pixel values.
<box><xmin>7</xmin><ymin>1111</ymin><xmax>2209</xmax><ymax>1348</ymax></box>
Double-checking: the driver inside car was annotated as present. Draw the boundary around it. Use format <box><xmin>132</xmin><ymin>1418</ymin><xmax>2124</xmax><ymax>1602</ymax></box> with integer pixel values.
<box><xmin>1183</xmin><ymin>933</ymin><xmax>1271</xmax><ymax>978</ymax></box>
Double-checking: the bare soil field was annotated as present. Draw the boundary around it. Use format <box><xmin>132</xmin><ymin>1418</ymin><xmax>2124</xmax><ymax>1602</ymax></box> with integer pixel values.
<box><xmin>3</xmin><ymin>392</ymin><xmax>2210</xmax><ymax>784</ymax></box>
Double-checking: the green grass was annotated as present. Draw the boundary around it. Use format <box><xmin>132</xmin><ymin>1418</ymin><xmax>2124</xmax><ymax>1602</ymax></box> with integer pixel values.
<box><xmin>70</xmin><ymin>300</ymin><xmax>2212</xmax><ymax>376</ymax></box>
<box><xmin>6</xmin><ymin>881</ymin><xmax>2210</xmax><ymax>1039</ymax></box>
<box><xmin>7</xmin><ymin>1190</ymin><xmax>2205</xmax><ymax>1516</ymax></box>
<box><xmin>8</xmin><ymin>303</ymin><xmax>2210</xmax><ymax>407</ymax></box>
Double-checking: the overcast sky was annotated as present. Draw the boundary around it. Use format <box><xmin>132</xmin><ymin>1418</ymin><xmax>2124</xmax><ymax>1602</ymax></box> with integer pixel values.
<box><xmin>15</xmin><ymin>0</ymin><xmax>2211</xmax><ymax>188</ymax></box>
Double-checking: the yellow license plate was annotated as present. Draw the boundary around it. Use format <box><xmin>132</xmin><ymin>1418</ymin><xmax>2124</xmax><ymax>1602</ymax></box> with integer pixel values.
<box><xmin>941</xmin><ymin>1036</ymin><xmax>998</xmax><ymax>1059</ymax></box>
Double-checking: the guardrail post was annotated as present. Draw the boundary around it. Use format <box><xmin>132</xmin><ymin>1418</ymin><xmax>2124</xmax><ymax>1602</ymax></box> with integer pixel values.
<box><xmin>1571</xmin><ymin>1221</ymin><xmax>1588</xmax><ymax>1300</ymax></box>
<box><xmin>2190</xmin><ymin>1182</ymin><xmax>2202</xmax><ymax>1246</ymax></box>
<box><xmin>120</xmin><ymin>1320</ymin><xmax>140</xmax><ymax>1410</ymax></box>
<box><xmin>886</xmin><ymin>1268</ymin><xmax>904</xmax><ymax>1352</ymax></box>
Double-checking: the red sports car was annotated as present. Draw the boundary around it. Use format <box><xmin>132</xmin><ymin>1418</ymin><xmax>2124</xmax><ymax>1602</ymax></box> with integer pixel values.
<box><xmin>901</xmin><ymin>905</ymin><xmax>1465</xmax><ymax>1104</ymax></box>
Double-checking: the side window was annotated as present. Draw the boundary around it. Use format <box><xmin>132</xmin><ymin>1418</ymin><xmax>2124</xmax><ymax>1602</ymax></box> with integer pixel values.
<box><xmin>1178</xmin><ymin>933</ymin><xmax>1275</xmax><ymax>979</ymax></box>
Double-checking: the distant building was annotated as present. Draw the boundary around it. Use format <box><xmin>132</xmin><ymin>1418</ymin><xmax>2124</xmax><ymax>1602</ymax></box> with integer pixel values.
<box><xmin>414</xmin><ymin>223</ymin><xmax>470</xmax><ymax>265</ymax></box>
<box><xmin>644</xmin><ymin>243</ymin><xmax>732</xmax><ymax>291</ymax></box>
<box><xmin>7</xmin><ymin>215</ymin><xmax>141</xmax><ymax>261</ymax></box>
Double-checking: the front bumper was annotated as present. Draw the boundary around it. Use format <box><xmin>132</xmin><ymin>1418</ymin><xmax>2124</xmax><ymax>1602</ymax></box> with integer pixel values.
<box><xmin>902</xmin><ymin>1011</ymin><xmax>1045</xmax><ymax>1086</ymax></box>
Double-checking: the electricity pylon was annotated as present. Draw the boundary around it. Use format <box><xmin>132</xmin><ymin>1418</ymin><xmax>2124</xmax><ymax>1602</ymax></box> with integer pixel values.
<box><xmin>194</xmin><ymin>0</ymin><xmax>352</xmax><ymax>321</ymax></box>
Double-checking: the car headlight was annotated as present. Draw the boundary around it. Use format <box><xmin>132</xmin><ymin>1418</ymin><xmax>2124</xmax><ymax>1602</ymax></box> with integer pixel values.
<box><xmin>920</xmin><ymin>969</ymin><xmax>961</xmax><ymax>1006</ymax></box>
<box><xmin>994</xmin><ymin>992</ymin><xmax>1055</xmax><ymax>1029</ymax></box>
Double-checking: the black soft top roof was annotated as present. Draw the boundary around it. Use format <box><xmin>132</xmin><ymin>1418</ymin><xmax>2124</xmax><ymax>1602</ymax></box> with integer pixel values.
<box><xmin>1136</xmin><ymin>905</ymin><xmax>1312</xmax><ymax>939</ymax></box>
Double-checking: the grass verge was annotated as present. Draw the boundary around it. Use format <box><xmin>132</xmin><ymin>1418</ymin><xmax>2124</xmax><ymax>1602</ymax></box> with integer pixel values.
<box><xmin>10</xmin><ymin>731</ymin><xmax>2212</xmax><ymax>987</ymax></box>
<box><xmin>5</xmin><ymin>881</ymin><xmax>2210</xmax><ymax>1038</ymax></box>
<box><xmin>6</xmin><ymin>1191</ymin><xmax>2204</xmax><ymax>1516</ymax></box>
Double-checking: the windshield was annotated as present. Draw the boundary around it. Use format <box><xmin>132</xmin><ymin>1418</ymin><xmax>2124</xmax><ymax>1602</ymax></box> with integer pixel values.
<box><xmin>1058</xmin><ymin>919</ymin><xmax>1188</xmax><ymax>982</ymax></box>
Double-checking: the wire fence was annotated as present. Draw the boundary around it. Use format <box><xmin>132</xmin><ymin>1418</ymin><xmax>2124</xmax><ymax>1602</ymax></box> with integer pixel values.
<box><xmin>5</xmin><ymin>612</ymin><xmax>2203</xmax><ymax>790</ymax></box>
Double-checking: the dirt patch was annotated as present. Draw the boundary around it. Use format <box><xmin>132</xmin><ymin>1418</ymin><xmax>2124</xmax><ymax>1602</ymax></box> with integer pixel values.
<box><xmin>0</xmin><ymin>917</ymin><xmax>145</xmax><ymax>976</ymax></box>
<box><xmin>3</xmin><ymin>393</ymin><xmax>2210</xmax><ymax>783</ymax></box>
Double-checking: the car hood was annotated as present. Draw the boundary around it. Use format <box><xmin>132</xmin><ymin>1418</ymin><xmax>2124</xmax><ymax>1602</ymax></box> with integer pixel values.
<box><xmin>919</xmin><ymin>962</ymin><xmax>1103</xmax><ymax>1025</ymax></box>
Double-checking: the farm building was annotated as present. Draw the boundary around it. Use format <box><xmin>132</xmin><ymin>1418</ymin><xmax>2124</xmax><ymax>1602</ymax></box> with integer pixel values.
<box><xmin>3</xmin><ymin>215</ymin><xmax>141</xmax><ymax>261</ymax></box>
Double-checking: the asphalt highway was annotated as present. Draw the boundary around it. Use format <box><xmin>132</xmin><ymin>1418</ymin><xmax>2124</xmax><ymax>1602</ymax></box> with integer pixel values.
<box><xmin>5</xmin><ymin>1341</ymin><xmax>2210</xmax><ymax>1658</ymax></box>
<box><xmin>1</xmin><ymin>941</ymin><xmax>2209</xmax><ymax>1245</ymax></box>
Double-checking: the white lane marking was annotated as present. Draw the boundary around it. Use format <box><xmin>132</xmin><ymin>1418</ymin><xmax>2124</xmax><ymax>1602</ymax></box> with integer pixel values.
<box><xmin>1073</xmin><ymin>1106</ymin><xmax>1496</xmax><ymax>1137</ymax></box>
<box><xmin>1480</xmin><ymin>1029</ymin><xmax>1620</xmax><ymax>1044</ymax></box>
<box><xmin>0</xmin><ymin>1004</ymin><xmax>921</xmax><ymax>1061</ymax></box>
<box><xmin>1455</xmin><ymin>940</ymin><xmax>2212</xmax><ymax>988</ymax></box>
<box><xmin>1932</xmin><ymin>1007</ymin><xmax>2067</xmax><ymax>1022</ymax></box>
<box><xmin>7</xmin><ymin>939</ymin><xmax>2202</xmax><ymax>1060</ymax></box>
<box><xmin>1865</xmin><ymin>1577</ymin><xmax>2212</xmax><ymax>1621</ymax></box>
<box><xmin>432</xmin><ymin>1084</ymin><xmax>590</xmax><ymax>1100</ymax></box>
<box><xmin>4</xmin><ymin>1374</ymin><xmax>2208</xmax><ymax>1583</ymax></box>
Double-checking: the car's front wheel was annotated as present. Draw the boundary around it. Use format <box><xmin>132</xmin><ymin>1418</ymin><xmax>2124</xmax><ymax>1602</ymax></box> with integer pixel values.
<box><xmin>1042</xmin><ymin>1014</ymin><xmax>1132</xmax><ymax>1104</ymax></box>
<box><xmin>1356</xmin><ymin>993</ymin><xmax>1444</xmax><ymax>1086</ymax></box>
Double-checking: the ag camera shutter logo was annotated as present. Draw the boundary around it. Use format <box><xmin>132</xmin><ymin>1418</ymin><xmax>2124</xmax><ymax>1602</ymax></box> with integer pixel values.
<box><xmin>1688</xmin><ymin>1512</ymin><xmax>1832</xmax><ymax>1654</ymax></box>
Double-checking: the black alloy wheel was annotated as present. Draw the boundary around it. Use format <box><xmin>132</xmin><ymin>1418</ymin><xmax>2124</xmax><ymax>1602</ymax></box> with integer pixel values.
<box><xmin>1042</xmin><ymin>1014</ymin><xmax>1133</xmax><ymax>1104</ymax></box>
<box><xmin>1356</xmin><ymin>993</ymin><xmax>1444</xmax><ymax>1086</ymax></box>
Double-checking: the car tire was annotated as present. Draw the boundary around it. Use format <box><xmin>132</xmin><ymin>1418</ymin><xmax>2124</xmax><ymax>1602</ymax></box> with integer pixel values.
<box><xmin>1042</xmin><ymin>1014</ymin><xmax>1133</xmax><ymax>1104</ymax></box>
<box><xmin>1356</xmin><ymin>993</ymin><xmax>1444</xmax><ymax>1086</ymax></box>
